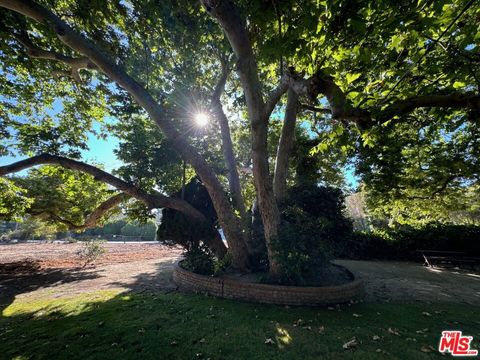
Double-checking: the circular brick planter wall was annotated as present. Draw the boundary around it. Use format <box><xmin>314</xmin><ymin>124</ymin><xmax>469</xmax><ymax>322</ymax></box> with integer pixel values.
<box><xmin>173</xmin><ymin>262</ymin><xmax>365</xmax><ymax>306</ymax></box>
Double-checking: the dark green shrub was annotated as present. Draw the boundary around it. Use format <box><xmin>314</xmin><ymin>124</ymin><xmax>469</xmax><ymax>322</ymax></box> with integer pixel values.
<box><xmin>271</xmin><ymin>184</ymin><xmax>353</xmax><ymax>285</ymax></box>
<box><xmin>181</xmin><ymin>245</ymin><xmax>215</xmax><ymax>276</ymax></box>
<box><xmin>336</xmin><ymin>224</ymin><xmax>480</xmax><ymax>261</ymax></box>
<box><xmin>336</xmin><ymin>231</ymin><xmax>395</xmax><ymax>260</ymax></box>
<box><xmin>157</xmin><ymin>177</ymin><xmax>217</xmax><ymax>250</ymax></box>
<box><xmin>272</xmin><ymin>207</ymin><xmax>331</xmax><ymax>285</ymax></box>
<box><xmin>394</xmin><ymin>224</ymin><xmax>480</xmax><ymax>257</ymax></box>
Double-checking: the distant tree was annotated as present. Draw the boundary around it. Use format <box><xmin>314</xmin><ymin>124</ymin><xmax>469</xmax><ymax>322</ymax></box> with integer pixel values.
<box><xmin>120</xmin><ymin>222</ymin><xmax>156</xmax><ymax>239</ymax></box>
<box><xmin>2</xmin><ymin>166</ymin><xmax>123</xmax><ymax>231</ymax></box>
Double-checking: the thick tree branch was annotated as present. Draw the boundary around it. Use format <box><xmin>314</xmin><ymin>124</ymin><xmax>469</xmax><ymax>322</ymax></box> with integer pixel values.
<box><xmin>202</xmin><ymin>0</ymin><xmax>265</xmax><ymax>118</ymax></box>
<box><xmin>32</xmin><ymin>193</ymin><xmax>128</xmax><ymax>231</ymax></box>
<box><xmin>273</xmin><ymin>87</ymin><xmax>298</xmax><ymax>201</ymax></box>
<box><xmin>0</xmin><ymin>154</ymin><xmax>206</xmax><ymax>222</ymax></box>
<box><xmin>70</xmin><ymin>193</ymin><xmax>127</xmax><ymax>230</ymax></box>
<box><xmin>264</xmin><ymin>75</ymin><xmax>289</xmax><ymax>118</ymax></box>
<box><xmin>299</xmin><ymin>70</ymin><xmax>371</xmax><ymax>128</ymax></box>
<box><xmin>10</xmin><ymin>27</ymin><xmax>95</xmax><ymax>82</ymax></box>
<box><xmin>300</xmin><ymin>104</ymin><xmax>331</xmax><ymax>114</ymax></box>
<box><xmin>0</xmin><ymin>0</ymin><xmax>246</xmax><ymax>267</ymax></box>
<box><xmin>293</xmin><ymin>70</ymin><xmax>480</xmax><ymax>131</ymax></box>
<box><xmin>210</xmin><ymin>63</ymin><xmax>247</xmax><ymax>219</ymax></box>
<box><xmin>377</xmin><ymin>93</ymin><xmax>480</xmax><ymax>123</ymax></box>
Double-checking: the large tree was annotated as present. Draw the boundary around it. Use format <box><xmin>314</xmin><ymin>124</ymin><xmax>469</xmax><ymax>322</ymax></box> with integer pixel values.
<box><xmin>0</xmin><ymin>0</ymin><xmax>478</xmax><ymax>274</ymax></box>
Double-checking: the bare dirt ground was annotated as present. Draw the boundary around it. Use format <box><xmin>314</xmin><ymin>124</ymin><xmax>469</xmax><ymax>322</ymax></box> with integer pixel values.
<box><xmin>0</xmin><ymin>242</ymin><xmax>183</xmax><ymax>269</ymax></box>
<box><xmin>0</xmin><ymin>243</ymin><xmax>183</xmax><ymax>309</ymax></box>
<box><xmin>0</xmin><ymin>243</ymin><xmax>479</xmax><ymax>307</ymax></box>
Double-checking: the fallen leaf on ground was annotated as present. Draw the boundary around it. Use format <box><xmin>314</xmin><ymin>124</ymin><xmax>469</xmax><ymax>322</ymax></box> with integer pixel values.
<box><xmin>388</xmin><ymin>328</ymin><xmax>400</xmax><ymax>336</ymax></box>
<box><xmin>343</xmin><ymin>338</ymin><xmax>358</xmax><ymax>350</ymax></box>
<box><xmin>353</xmin><ymin>313</ymin><xmax>362</xmax><ymax>318</ymax></box>
<box><xmin>422</xmin><ymin>312</ymin><xmax>432</xmax><ymax>317</ymax></box>
<box><xmin>372</xmin><ymin>335</ymin><xmax>380</xmax><ymax>341</ymax></box>
<box><xmin>318</xmin><ymin>326</ymin><xmax>325</xmax><ymax>334</ymax></box>
<box><xmin>265</xmin><ymin>338</ymin><xmax>275</xmax><ymax>345</ymax></box>
<box><xmin>293</xmin><ymin>319</ymin><xmax>304</xmax><ymax>327</ymax></box>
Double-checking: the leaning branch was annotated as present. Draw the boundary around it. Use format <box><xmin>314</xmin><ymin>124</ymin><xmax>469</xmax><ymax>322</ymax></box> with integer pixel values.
<box><xmin>377</xmin><ymin>93</ymin><xmax>480</xmax><ymax>123</ymax></box>
<box><xmin>264</xmin><ymin>75</ymin><xmax>289</xmax><ymax>118</ymax></box>
<box><xmin>10</xmin><ymin>28</ymin><xmax>95</xmax><ymax>82</ymax></box>
<box><xmin>0</xmin><ymin>154</ymin><xmax>206</xmax><ymax>222</ymax></box>
<box><xmin>210</xmin><ymin>63</ymin><xmax>247</xmax><ymax>219</ymax></box>
<box><xmin>69</xmin><ymin>193</ymin><xmax>128</xmax><ymax>231</ymax></box>
<box><xmin>32</xmin><ymin>193</ymin><xmax>128</xmax><ymax>231</ymax></box>
<box><xmin>202</xmin><ymin>0</ymin><xmax>265</xmax><ymax>120</ymax></box>
<box><xmin>273</xmin><ymin>87</ymin><xmax>299</xmax><ymax>201</ymax></box>
<box><xmin>300</xmin><ymin>104</ymin><xmax>331</xmax><ymax>114</ymax></box>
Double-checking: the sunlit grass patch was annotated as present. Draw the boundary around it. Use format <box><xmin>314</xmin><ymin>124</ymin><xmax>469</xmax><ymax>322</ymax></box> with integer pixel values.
<box><xmin>2</xmin><ymin>290</ymin><xmax>121</xmax><ymax>318</ymax></box>
<box><xmin>0</xmin><ymin>290</ymin><xmax>479</xmax><ymax>359</ymax></box>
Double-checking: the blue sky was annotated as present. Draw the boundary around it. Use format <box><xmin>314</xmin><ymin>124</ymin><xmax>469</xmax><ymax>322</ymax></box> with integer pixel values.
<box><xmin>0</xmin><ymin>128</ymin><xmax>121</xmax><ymax>174</ymax></box>
<box><xmin>1</xmin><ymin>96</ymin><xmax>358</xmax><ymax>188</ymax></box>
<box><xmin>1</xmin><ymin>122</ymin><xmax>359</xmax><ymax>188</ymax></box>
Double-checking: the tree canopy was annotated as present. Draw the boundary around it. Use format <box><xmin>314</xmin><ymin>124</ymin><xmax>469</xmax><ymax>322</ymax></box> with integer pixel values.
<box><xmin>0</xmin><ymin>0</ymin><xmax>478</xmax><ymax>275</ymax></box>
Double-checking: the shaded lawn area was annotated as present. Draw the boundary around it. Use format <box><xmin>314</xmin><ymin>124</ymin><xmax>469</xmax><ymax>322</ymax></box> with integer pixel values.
<box><xmin>1</xmin><ymin>290</ymin><xmax>479</xmax><ymax>360</ymax></box>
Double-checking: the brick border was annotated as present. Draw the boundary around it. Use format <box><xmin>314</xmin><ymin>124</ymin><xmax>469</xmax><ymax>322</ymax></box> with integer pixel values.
<box><xmin>173</xmin><ymin>261</ymin><xmax>365</xmax><ymax>306</ymax></box>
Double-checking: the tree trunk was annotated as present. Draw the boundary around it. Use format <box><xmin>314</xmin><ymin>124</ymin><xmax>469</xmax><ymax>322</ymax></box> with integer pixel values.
<box><xmin>218</xmin><ymin>115</ymin><xmax>245</xmax><ymax>216</ymax></box>
<box><xmin>251</xmin><ymin>136</ymin><xmax>282</xmax><ymax>275</ymax></box>
<box><xmin>237</xmin><ymin>58</ymin><xmax>282</xmax><ymax>276</ymax></box>
<box><xmin>206</xmin><ymin>231</ymin><xmax>228</xmax><ymax>259</ymax></box>
<box><xmin>273</xmin><ymin>87</ymin><xmax>298</xmax><ymax>202</ymax></box>
<box><xmin>211</xmin><ymin>70</ymin><xmax>247</xmax><ymax>221</ymax></box>
<box><xmin>203</xmin><ymin>0</ymin><xmax>282</xmax><ymax>275</ymax></box>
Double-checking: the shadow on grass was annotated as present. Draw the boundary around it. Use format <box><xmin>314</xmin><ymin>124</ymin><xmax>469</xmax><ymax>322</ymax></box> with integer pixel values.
<box><xmin>0</xmin><ymin>260</ymin><xmax>102</xmax><ymax>312</ymax></box>
<box><xmin>0</xmin><ymin>261</ymin><xmax>479</xmax><ymax>359</ymax></box>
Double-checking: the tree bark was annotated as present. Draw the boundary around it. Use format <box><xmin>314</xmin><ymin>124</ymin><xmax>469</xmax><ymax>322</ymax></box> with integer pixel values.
<box><xmin>377</xmin><ymin>93</ymin><xmax>480</xmax><ymax>123</ymax></box>
<box><xmin>0</xmin><ymin>0</ymin><xmax>248</xmax><ymax>269</ymax></box>
<box><xmin>273</xmin><ymin>87</ymin><xmax>298</xmax><ymax>202</ymax></box>
<box><xmin>211</xmin><ymin>66</ymin><xmax>247</xmax><ymax>220</ymax></box>
<box><xmin>203</xmin><ymin>0</ymin><xmax>282</xmax><ymax>275</ymax></box>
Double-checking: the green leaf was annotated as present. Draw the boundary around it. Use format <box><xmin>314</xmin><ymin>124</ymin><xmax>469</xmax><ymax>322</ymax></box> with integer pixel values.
<box><xmin>346</xmin><ymin>73</ymin><xmax>362</xmax><ymax>84</ymax></box>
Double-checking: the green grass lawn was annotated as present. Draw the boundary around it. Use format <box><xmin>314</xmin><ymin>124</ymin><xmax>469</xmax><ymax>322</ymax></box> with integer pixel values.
<box><xmin>1</xmin><ymin>290</ymin><xmax>479</xmax><ymax>359</ymax></box>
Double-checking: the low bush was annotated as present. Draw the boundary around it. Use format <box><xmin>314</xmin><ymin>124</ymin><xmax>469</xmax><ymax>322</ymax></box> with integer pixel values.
<box><xmin>271</xmin><ymin>206</ymin><xmax>331</xmax><ymax>285</ymax></box>
<box><xmin>336</xmin><ymin>224</ymin><xmax>480</xmax><ymax>261</ymax></box>
<box><xmin>181</xmin><ymin>245</ymin><xmax>215</xmax><ymax>276</ymax></box>
<box><xmin>271</xmin><ymin>184</ymin><xmax>353</xmax><ymax>285</ymax></box>
<box><xmin>76</xmin><ymin>240</ymin><xmax>107</xmax><ymax>267</ymax></box>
